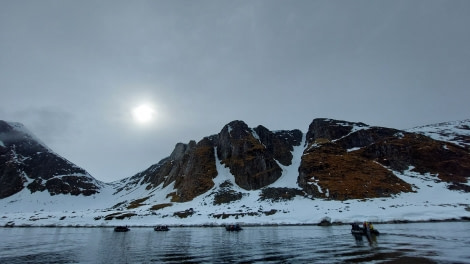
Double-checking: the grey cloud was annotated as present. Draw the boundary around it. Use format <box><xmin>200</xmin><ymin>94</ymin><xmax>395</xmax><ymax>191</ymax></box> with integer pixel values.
<box><xmin>6</xmin><ymin>107</ymin><xmax>77</xmax><ymax>145</ymax></box>
<box><xmin>1</xmin><ymin>0</ymin><xmax>469</xmax><ymax>182</ymax></box>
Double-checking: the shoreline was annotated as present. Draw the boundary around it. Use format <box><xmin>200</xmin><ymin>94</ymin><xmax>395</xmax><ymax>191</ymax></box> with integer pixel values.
<box><xmin>3</xmin><ymin>217</ymin><xmax>469</xmax><ymax>228</ymax></box>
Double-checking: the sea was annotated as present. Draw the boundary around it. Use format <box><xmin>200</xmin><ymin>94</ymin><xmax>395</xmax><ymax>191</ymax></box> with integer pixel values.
<box><xmin>0</xmin><ymin>222</ymin><xmax>469</xmax><ymax>263</ymax></box>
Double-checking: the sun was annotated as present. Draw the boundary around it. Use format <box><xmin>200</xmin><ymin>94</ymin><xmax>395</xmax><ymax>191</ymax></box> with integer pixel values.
<box><xmin>132</xmin><ymin>104</ymin><xmax>155</xmax><ymax>123</ymax></box>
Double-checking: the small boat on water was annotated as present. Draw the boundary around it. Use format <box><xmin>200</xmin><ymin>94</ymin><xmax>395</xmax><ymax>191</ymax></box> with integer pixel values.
<box><xmin>351</xmin><ymin>222</ymin><xmax>379</xmax><ymax>236</ymax></box>
<box><xmin>225</xmin><ymin>224</ymin><xmax>242</xmax><ymax>231</ymax></box>
<box><xmin>351</xmin><ymin>228</ymin><xmax>380</xmax><ymax>236</ymax></box>
<box><xmin>154</xmin><ymin>225</ymin><xmax>170</xmax><ymax>231</ymax></box>
<box><xmin>114</xmin><ymin>226</ymin><xmax>130</xmax><ymax>232</ymax></box>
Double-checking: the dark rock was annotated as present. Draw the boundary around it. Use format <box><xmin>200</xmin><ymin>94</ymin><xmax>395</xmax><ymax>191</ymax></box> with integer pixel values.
<box><xmin>306</xmin><ymin>118</ymin><xmax>368</xmax><ymax>143</ymax></box>
<box><xmin>216</xmin><ymin>120</ymin><xmax>283</xmax><ymax>190</ymax></box>
<box><xmin>212</xmin><ymin>180</ymin><xmax>244</xmax><ymax>205</ymax></box>
<box><xmin>0</xmin><ymin>121</ymin><xmax>101</xmax><ymax>198</ymax></box>
<box><xmin>259</xmin><ymin>187</ymin><xmax>304</xmax><ymax>202</ymax></box>
<box><xmin>318</xmin><ymin>217</ymin><xmax>332</xmax><ymax>226</ymax></box>
<box><xmin>253</xmin><ymin>125</ymin><xmax>303</xmax><ymax>166</ymax></box>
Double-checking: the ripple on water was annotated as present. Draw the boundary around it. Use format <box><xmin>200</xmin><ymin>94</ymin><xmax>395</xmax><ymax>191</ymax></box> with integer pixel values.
<box><xmin>0</xmin><ymin>223</ymin><xmax>469</xmax><ymax>263</ymax></box>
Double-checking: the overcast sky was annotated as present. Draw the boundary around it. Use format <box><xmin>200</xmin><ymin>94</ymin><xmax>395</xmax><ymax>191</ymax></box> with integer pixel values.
<box><xmin>1</xmin><ymin>0</ymin><xmax>469</xmax><ymax>182</ymax></box>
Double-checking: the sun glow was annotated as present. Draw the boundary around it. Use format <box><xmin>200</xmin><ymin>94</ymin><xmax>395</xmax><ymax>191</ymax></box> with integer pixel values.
<box><xmin>132</xmin><ymin>104</ymin><xmax>155</xmax><ymax>123</ymax></box>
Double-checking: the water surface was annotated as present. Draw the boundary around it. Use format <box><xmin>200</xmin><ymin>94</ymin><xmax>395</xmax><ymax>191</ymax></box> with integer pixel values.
<box><xmin>1</xmin><ymin>222</ymin><xmax>469</xmax><ymax>263</ymax></box>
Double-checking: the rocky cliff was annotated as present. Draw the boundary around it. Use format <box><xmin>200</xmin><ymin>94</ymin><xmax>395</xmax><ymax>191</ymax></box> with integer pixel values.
<box><xmin>118</xmin><ymin>120</ymin><xmax>303</xmax><ymax>202</ymax></box>
<box><xmin>298</xmin><ymin>119</ymin><xmax>470</xmax><ymax>200</ymax></box>
<box><xmin>116</xmin><ymin>118</ymin><xmax>470</xmax><ymax>206</ymax></box>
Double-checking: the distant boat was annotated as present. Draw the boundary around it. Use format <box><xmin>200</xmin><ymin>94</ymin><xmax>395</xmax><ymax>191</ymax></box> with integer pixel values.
<box><xmin>114</xmin><ymin>226</ymin><xmax>130</xmax><ymax>232</ymax></box>
<box><xmin>154</xmin><ymin>225</ymin><xmax>169</xmax><ymax>231</ymax></box>
<box><xmin>351</xmin><ymin>222</ymin><xmax>379</xmax><ymax>236</ymax></box>
<box><xmin>225</xmin><ymin>224</ymin><xmax>242</xmax><ymax>231</ymax></box>
<box><xmin>351</xmin><ymin>228</ymin><xmax>380</xmax><ymax>236</ymax></box>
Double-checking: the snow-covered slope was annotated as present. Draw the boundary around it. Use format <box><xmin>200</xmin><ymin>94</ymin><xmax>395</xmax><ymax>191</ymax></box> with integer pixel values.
<box><xmin>1</xmin><ymin>156</ymin><xmax>468</xmax><ymax>227</ymax></box>
<box><xmin>407</xmin><ymin>119</ymin><xmax>470</xmax><ymax>148</ymax></box>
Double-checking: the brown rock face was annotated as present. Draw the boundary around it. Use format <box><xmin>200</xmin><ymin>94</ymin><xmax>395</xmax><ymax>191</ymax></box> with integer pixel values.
<box><xmin>361</xmin><ymin>133</ymin><xmax>470</xmax><ymax>185</ymax></box>
<box><xmin>132</xmin><ymin>139</ymin><xmax>218</xmax><ymax>202</ymax></box>
<box><xmin>298</xmin><ymin>118</ymin><xmax>470</xmax><ymax>200</ymax></box>
<box><xmin>173</xmin><ymin>138</ymin><xmax>218</xmax><ymax>202</ymax></box>
<box><xmin>299</xmin><ymin>142</ymin><xmax>412</xmax><ymax>200</ymax></box>
<box><xmin>133</xmin><ymin>120</ymin><xmax>303</xmax><ymax>201</ymax></box>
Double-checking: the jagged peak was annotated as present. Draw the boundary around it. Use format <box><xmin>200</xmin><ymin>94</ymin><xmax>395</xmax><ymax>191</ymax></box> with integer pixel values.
<box><xmin>225</xmin><ymin>120</ymin><xmax>249</xmax><ymax>127</ymax></box>
<box><xmin>169</xmin><ymin>141</ymin><xmax>197</xmax><ymax>160</ymax></box>
<box><xmin>222</xmin><ymin>120</ymin><xmax>249</xmax><ymax>130</ymax></box>
<box><xmin>218</xmin><ymin>120</ymin><xmax>253</xmax><ymax>141</ymax></box>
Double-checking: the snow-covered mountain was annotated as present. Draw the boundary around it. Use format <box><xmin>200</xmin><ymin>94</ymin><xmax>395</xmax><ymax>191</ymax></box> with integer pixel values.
<box><xmin>0</xmin><ymin>121</ymin><xmax>103</xmax><ymax>199</ymax></box>
<box><xmin>1</xmin><ymin>118</ymin><xmax>469</xmax><ymax>227</ymax></box>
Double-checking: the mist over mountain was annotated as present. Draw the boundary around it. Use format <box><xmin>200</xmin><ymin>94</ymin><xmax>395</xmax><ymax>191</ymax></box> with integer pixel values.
<box><xmin>0</xmin><ymin>121</ymin><xmax>102</xmax><ymax>199</ymax></box>
<box><xmin>1</xmin><ymin>118</ymin><xmax>469</xmax><ymax>226</ymax></box>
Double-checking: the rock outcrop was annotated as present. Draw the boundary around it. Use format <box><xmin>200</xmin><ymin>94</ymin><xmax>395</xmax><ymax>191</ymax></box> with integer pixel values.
<box><xmin>0</xmin><ymin>121</ymin><xmax>101</xmax><ymax>198</ymax></box>
<box><xmin>121</xmin><ymin>120</ymin><xmax>303</xmax><ymax>201</ymax></box>
<box><xmin>298</xmin><ymin>118</ymin><xmax>470</xmax><ymax>200</ymax></box>
<box><xmin>218</xmin><ymin>121</ymin><xmax>287</xmax><ymax>190</ymax></box>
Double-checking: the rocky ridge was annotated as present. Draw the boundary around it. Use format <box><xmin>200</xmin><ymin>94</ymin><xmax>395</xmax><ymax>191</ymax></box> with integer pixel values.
<box><xmin>112</xmin><ymin>118</ymin><xmax>469</xmax><ymax>211</ymax></box>
<box><xmin>0</xmin><ymin>121</ymin><xmax>102</xmax><ymax>198</ymax></box>
<box><xmin>1</xmin><ymin>118</ymin><xmax>469</xmax><ymax>207</ymax></box>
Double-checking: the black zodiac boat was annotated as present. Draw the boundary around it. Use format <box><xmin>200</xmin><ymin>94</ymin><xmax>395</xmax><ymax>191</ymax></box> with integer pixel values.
<box><xmin>154</xmin><ymin>225</ymin><xmax>170</xmax><ymax>231</ymax></box>
<box><xmin>351</xmin><ymin>222</ymin><xmax>379</xmax><ymax>236</ymax></box>
<box><xmin>225</xmin><ymin>224</ymin><xmax>242</xmax><ymax>231</ymax></box>
<box><xmin>114</xmin><ymin>226</ymin><xmax>130</xmax><ymax>232</ymax></box>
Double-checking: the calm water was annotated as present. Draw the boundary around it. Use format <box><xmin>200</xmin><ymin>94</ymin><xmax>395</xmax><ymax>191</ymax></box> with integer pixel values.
<box><xmin>0</xmin><ymin>222</ymin><xmax>469</xmax><ymax>263</ymax></box>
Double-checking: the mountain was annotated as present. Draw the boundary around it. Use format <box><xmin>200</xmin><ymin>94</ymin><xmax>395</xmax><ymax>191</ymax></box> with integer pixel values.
<box><xmin>1</xmin><ymin>118</ymin><xmax>469</xmax><ymax>227</ymax></box>
<box><xmin>0</xmin><ymin>121</ymin><xmax>103</xmax><ymax>199</ymax></box>
<box><xmin>117</xmin><ymin>120</ymin><xmax>304</xmax><ymax>203</ymax></box>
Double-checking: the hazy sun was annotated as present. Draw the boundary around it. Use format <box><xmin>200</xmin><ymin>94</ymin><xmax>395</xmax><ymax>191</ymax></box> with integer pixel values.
<box><xmin>132</xmin><ymin>104</ymin><xmax>155</xmax><ymax>123</ymax></box>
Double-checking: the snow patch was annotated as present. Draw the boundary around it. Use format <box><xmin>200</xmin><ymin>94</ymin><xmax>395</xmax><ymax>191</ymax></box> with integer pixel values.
<box><xmin>308</xmin><ymin>177</ymin><xmax>323</xmax><ymax>194</ymax></box>
<box><xmin>347</xmin><ymin>147</ymin><xmax>361</xmax><ymax>152</ymax></box>
<box><xmin>269</xmin><ymin>133</ymin><xmax>305</xmax><ymax>189</ymax></box>
<box><xmin>332</xmin><ymin>125</ymin><xmax>369</xmax><ymax>143</ymax></box>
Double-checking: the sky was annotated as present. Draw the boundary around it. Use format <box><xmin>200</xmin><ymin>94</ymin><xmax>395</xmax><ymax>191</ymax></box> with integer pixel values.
<box><xmin>1</xmin><ymin>0</ymin><xmax>469</xmax><ymax>183</ymax></box>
